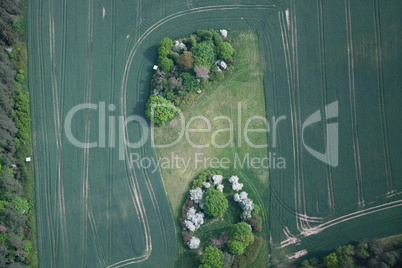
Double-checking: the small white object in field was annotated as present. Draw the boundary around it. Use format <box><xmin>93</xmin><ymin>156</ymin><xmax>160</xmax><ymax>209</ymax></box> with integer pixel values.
<box><xmin>197</xmin><ymin>89</ymin><xmax>201</xmax><ymax>94</ymax></box>
<box><xmin>220</xmin><ymin>29</ymin><xmax>228</xmax><ymax>38</ymax></box>
<box><xmin>126</xmin><ymin>35</ymin><xmax>130</xmax><ymax>39</ymax></box>
<box><xmin>153</xmin><ymin>65</ymin><xmax>158</xmax><ymax>70</ymax></box>
<box><xmin>26</xmin><ymin>157</ymin><xmax>31</xmax><ymax>162</ymax></box>
<box><xmin>103</xmin><ymin>7</ymin><xmax>106</xmax><ymax>19</ymax></box>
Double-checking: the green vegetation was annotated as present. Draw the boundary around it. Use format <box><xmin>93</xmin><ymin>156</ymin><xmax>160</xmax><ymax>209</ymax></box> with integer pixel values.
<box><xmin>227</xmin><ymin>222</ymin><xmax>254</xmax><ymax>255</ymax></box>
<box><xmin>0</xmin><ymin>0</ymin><xmax>38</xmax><ymax>266</ymax></box>
<box><xmin>147</xmin><ymin>29</ymin><xmax>236</xmax><ymax>124</ymax></box>
<box><xmin>154</xmin><ymin>30</ymin><xmax>269</xmax><ymax>267</ymax></box>
<box><xmin>300</xmin><ymin>238</ymin><xmax>402</xmax><ymax>268</ymax></box>
<box><xmin>199</xmin><ymin>246</ymin><xmax>224</xmax><ymax>268</ymax></box>
<box><xmin>203</xmin><ymin>189</ymin><xmax>228</xmax><ymax>218</ymax></box>
<box><xmin>145</xmin><ymin>95</ymin><xmax>177</xmax><ymax>125</ymax></box>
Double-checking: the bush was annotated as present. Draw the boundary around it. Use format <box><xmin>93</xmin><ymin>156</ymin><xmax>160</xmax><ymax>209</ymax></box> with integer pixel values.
<box><xmin>159</xmin><ymin>57</ymin><xmax>174</xmax><ymax>72</ymax></box>
<box><xmin>145</xmin><ymin>95</ymin><xmax>176</xmax><ymax>125</ymax></box>
<box><xmin>192</xmin><ymin>42</ymin><xmax>216</xmax><ymax>68</ymax></box>
<box><xmin>196</xmin><ymin>30</ymin><xmax>213</xmax><ymax>42</ymax></box>
<box><xmin>228</xmin><ymin>222</ymin><xmax>254</xmax><ymax>255</ymax></box>
<box><xmin>217</xmin><ymin>42</ymin><xmax>234</xmax><ymax>60</ymax></box>
<box><xmin>180</xmin><ymin>72</ymin><xmax>199</xmax><ymax>91</ymax></box>
<box><xmin>15</xmin><ymin>74</ymin><xmax>24</xmax><ymax>83</ymax></box>
<box><xmin>199</xmin><ymin>246</ymin><xmax>224</xmax><ymax>268</ymax></box>
<box><xmin>244</xmin><ymin>215</ymin><xmax>262</xmax><ymax>232</ymax></box>
<box><xmin>211</xmin><ymin>30</ymin><xmax>223</xmax><ymax>46</ymax></box>
<box><xmin>158</xmin><ymin>37</ymin><xmax>173</xmax><ymax>50</ymax></box>
<box><xmin>169</xmin><ymin>51</ymin><xmax>180</xmax><ymax>63</ymax></box>
<box><xmin>210</xmin><ymin>67</ymin><xmax>224</xmax><ymax>82</ymax></box>
<box><xmin>231</xmin><ymin>236</ymin><xmax>263</xmax><ymax>268</ymax></box>
<box><xmin>203</xmin><ymin>188</ymin><xmax>228</xmax><ymax>218</ymax></box>
<box><xmin>158</xmin><ymin>46</ymin><xmax>170</xmax><ymax>58</ymax></box>
<box><xmin>178</xmin><ymin>51</ymin><xmax>194</xmax><ymax>71</ymax></box>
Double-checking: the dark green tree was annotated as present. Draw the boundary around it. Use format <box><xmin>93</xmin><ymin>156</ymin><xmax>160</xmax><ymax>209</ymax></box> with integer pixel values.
<box><xmin>228</xmin><ymin>222</ymin><xmax>254</xmax><ymax>255</ymax></box>
<box><xmin>199</xmin><ymin>246</ymin><xmax>224</xmax><ymax>268</ymax></box>
<box><xmin>203</xmin><ymin>188</ymin><xmax>228</xmax><ymax>218</ymax></box>
<box><xmin>192</xmin><ymin>42</ymin><xmax>215</xmax><ymax>68</ymax></box>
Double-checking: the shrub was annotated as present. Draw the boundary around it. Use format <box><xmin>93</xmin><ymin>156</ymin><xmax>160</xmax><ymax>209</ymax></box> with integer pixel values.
<box><xmin>210</xmin><ymin>67</ymin><xmax>224</xmax><ymax>82</ymax></box>
<box><xmin>228</xmin><ymin>222</ymin><xmax>254</xmax><ymax>255</ymax></box>
<box><xmin>158</xmin><ymin>37</ymin><xmax>173</xmax><ymax>50</ymax></box>
<box><xmin>194</xmin><ymin>66</ymin><xmax>209</xmax><ymax>81</ymax></box>
<box><xmin>212</xmin><ymin>30</ymin><xmax>223</xmax><ymax>46</ymax></box>
<box><xmin>181</xmin><ymin>231</ymin><xmax>192</xmax><ymax>245</ymax></box>
<box><xmin>159</xmin><ymin>57</ymin><xmax>174</xmax><ymax>72</ymax></box>
<box><xmin>169</xmin><ymin>51</ymin><xmax>180</xmax><ymax>63</ymax></box>
<box><xmin>145</xmin><ymin>95</ymin><xmax>176</xmax><ymax>125</ymax></box>
<box><xmin>15</xmin><ymin>74</ymin><xmax>24</xmax><ymax>83</ymax></box>
<box><xmin>217</xmin><ymin>42</ymin><xmax>234</xmax><ymax>60</ymax></box>
<box><xmin>231</xmin><ymin>236</ymin><xmax>263</xmax><ymax>268</ymax></box>
<box><xmin>192</xmin><ymin>42</ymin><xmax>216</xmax><ymax>68</ymax></box>
<box><xmin>244</xmin><ymin>215</ymin><xmax>262</xmax><ymax>232</ymax></box>
<box><xmin>180</xmin><ymin>72</ymin><xmax>199</xmax><ymax>91</ymax></box>
<box><xmin>178</xmin><ymin>51</ymin><xmax>194</xmax><ymax>71</ymax></box>
<box><xmin>203</xmin><ymin>188</ymin><xmax>228</xmax><ymax>218</ymax></box>
<box><xmin>196</xmin><ymin>30</ymin><xmax>213</xmax><ymax>42</ymax></box>
<box><xmin>199</xmin><ymin>246</ymin><xmax>224</xmax><ymax>268</ymax></box>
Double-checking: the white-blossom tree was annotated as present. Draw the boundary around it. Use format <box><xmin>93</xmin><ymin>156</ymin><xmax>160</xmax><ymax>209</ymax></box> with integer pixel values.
<box><xmin>232</xmin><ymin>182</ymin><xmax>243</xmax><ymax>191</ymax></box>
<box><xmin>198</xmin><ymin>201</ymin><xmax>204</xmax><ymax>210</ymax></box>
<box><xmin>185</xmin><ymin>220</ymin><xmax>196</xmax><ymax>232</ymax></box>
<box><xmin>241</xmin><ymin>198</ymin><xmax>254</xmax><ymax>211</ymax></box>
<box><xmin>190</xmin><ymin>187</ymin><xmax>203</xmax><ymax>204</ymax></box>
<box><xmin>229</xmin><ymin>176</ymin><xmax>239</xmax><ymax>184</ymax></box>
<box><xmin>234</xmin><ymin>193</ymin><xmax>241</xmax><ymax>202</ymax></box>
<box><xmin>212</xmin><ymin>175</ymin><xmax>223</xmax><ymax>185</ymax></box>
<box><xmin>216</xmin><ymin>184</ymin><xmax>224</xmax><ymax>192</ymax></box>
<box><xmin>202</xmin><ymin>182</ymin><xmax>211</xmax><ymax>189</ymax></box>
<box><xmin>220</xmin><ymin>29</ymin><xmax>228</xmax><ymax>38</ymax></box>
<box><xmin>219</xmin><ymin>61</ymin><xmax>227</xmax><ymax>70</ymax></box>
<box><xmin>187</xmin><ymin>236</ymin><xmax>200</xmax><ymax>249</ymax></box>
<box><xmin>239</xmin><ymin>191</ymin><xmax>248</xmax><ymax>201</ymax></box>
<box><xmin>186</xmin><ymin>206</ymin><xmax>204</xmax><ymax>230</ymax></box>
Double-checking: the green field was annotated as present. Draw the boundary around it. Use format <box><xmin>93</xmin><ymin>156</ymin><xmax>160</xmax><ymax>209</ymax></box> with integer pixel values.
<box><xmin>28</xmin><ymin>0</ymin><xmax>402</xmax><ymax>267</ymax></box>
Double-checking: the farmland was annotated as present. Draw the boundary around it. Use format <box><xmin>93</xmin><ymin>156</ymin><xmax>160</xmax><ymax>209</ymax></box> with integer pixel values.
<box><xmin>27</xmin><ymin>0</ymin><xmax>402</xmax><ymax>267</ymax></box>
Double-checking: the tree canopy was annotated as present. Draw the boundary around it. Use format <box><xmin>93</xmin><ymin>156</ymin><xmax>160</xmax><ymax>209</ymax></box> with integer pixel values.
<box><xmin>199</xmin><ymin>246</ymin><xmax>224</xmax><ymax>268</ymax></box>
<box><xmin>192</xmin><ymin>42</ymin><xmax>216</xmax><ymax>68</ymax></box>
<box><xmin>145</xmin><ymin>95</ymin><xmax>177</xmax><ymax>125</ymax></box>
<box><xmin>217</xmin><ymin>42</ymin><xmax>234</xmax><ymax>60</ymax></box>
<box><xmin>203</xmin><ymin>188</ymin><xmax>228</xmax><ymax>218</ymax></box>
<box><xmin>227</xmin><ymin>222</ymin><xmax>254</xmax><ymax>255</ymax></box>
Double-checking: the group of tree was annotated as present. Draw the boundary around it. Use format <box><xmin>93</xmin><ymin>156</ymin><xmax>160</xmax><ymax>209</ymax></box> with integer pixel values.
<box><xmin>0</xmin><ymin>0</ymin><xmax>38</xmax><ymax>266</ymax></box>
<box><xmin>301</xmin><ymin>238</ymin><xmax>402</xmax><ymax>268</ymax></box>
<box><xmin>146</xmin><ymin>29</ymin><xmax>236</xmax><ymax>125</ymax></box>
<box><xmin>180</xmin><ymin>170</ymin><xmax>264</xmax><ymax>268</ymax></box>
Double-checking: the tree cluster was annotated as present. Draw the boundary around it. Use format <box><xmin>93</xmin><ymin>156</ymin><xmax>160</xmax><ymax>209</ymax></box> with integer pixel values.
<box><xmin>0</xmin><ymin>1</ymin><xmax>38</xmax><ymax>266</ymax></box>
<box><xmin>146</xmin><ymin>29</ymin><xmax>235</xmax><ymax>124</ymax></box>
<box><xmin>301</xmin><ymin>239</ymin><xmax>402</xmax><ymax>268</ymax></box>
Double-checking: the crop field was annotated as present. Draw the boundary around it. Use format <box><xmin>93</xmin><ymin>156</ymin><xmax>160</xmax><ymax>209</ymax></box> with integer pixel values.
<box><xmin>28</xmin><ymin>0</ymin><xmax>402</xmax><ymax>267</ymax></box>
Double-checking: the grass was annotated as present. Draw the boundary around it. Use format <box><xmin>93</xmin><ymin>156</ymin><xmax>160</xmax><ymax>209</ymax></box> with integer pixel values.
<box><xmin>153</xmin><ymin>30</ymin><xmax>270</xmax><ymax>267</ymax></box>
